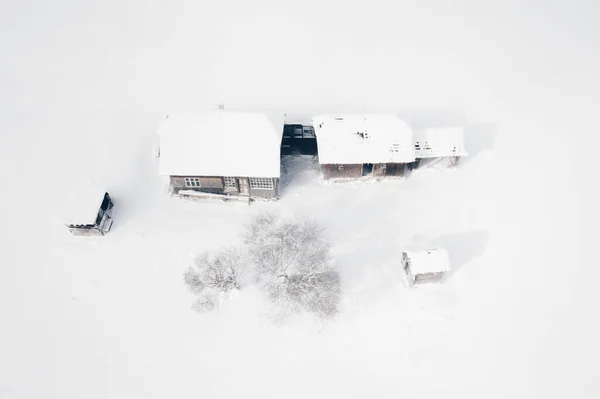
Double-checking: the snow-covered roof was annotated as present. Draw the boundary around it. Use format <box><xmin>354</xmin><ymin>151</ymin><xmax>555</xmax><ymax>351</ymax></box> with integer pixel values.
<box><xmin>312</xmin><ymin>115</ymin><xmax>415</xmax><ymax>164</ymax></box>
<box><xmin>403</xmin><ymin>249</ymin><xmax>451</xmax><ymax>275</ymax></box>
<box><xmin>158</xmin><ymin>111</ymin><xmax>283</xmax><ymax>178</ymax></box>
<box><xmin>284</xmin><ymin>113</ymin><xmax>313</xmax><ymax>126</ymax></box>
<box><xmin>414</xmin><ymin>127</ymin><xmax>467</xmax><ymax>158</ymax></box>
<box><xmin>66</xmin><ymin>189</ymin><xmax>105</xmax><ymax>225</ymax></box>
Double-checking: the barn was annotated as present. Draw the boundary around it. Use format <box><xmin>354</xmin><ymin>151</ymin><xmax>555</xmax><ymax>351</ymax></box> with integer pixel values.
<box><xmin>312</xmin><ymin>115</ymin><xmax>416</xmax><ymax>179</ymax></box>
<box><xmin>401</xmin><ymin>249</ymin><xmax>451</xmax><ymax>285</ymax></box>
<box><xmin>66</xmin><ymin>192</ymin><xmax>114</xmax><ymax>236</ymax></box>
<box><xmin>412</xmin><ymin>127</ymin><xmax>467</xmax><ymax>168</ymax></box>
<box><xmin>157</xmin><ymin>111</ymin><xmax>283</xmax><ymax>201</ymax></box>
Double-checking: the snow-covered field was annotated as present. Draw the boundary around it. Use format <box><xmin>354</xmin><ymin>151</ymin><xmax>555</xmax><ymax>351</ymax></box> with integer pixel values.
<box><xmin>0</xmin><ymin>1</ymin><xmax>596</xmax><ymax>398</ymax></box>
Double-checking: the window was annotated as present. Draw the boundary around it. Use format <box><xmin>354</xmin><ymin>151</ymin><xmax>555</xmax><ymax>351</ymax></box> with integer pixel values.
<box><xmin>249</xmin><ymin>177</ymin><xmax>274</xmax><ymax>190</ymax></box>
<box><xmin>302</xmin><ymin>127</ymin><xmax>315</xmax><ymax>138</ymax></box>
<box><xmin>224</xmin><ymin>177</ymin><xmax>237</xmax><ymax>188</ymax></box>
<box><xmin>184</xmin><ymin>177</ymin><xmax>201</xmax><ymax>187</ymax></box>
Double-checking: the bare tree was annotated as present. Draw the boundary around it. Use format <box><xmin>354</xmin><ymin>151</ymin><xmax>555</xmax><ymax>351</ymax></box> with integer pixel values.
<box><xmin>245</xmin><ymin>213</ymin><xmax>331</xmax><ymax>278</ymax></box>
<box><xmin>245</xmin><ymin>213</ymin><xmax>341</xmax><ymax>318</ymax></box>
<box><xmin>183</xmin><ymin>267</ymin><xmax>204</xmax><ymax>294</ymax></box>
<box><xmin>192</xmin><ymin>291</ymin><xmax>217</xmax><ymax>313</ymax></box>
<box><xmin>184</xmin><ymin>247</ymin><xmax>246</xmax><ymax>312</ymax></box>
<box><xmin>286</xmin><ymin>270</ymin><xmax>341</xmax><ymax>318</ymax></box>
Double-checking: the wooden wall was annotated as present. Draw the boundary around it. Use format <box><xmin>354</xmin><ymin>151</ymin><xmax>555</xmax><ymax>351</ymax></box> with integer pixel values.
<box><xmin>321</xmin><ymin>163</ymin><xmax>408</xmax><ymax>179</ymax></box>
<box><xmin>373</xmin><ymin>163</ymin><xmax>387</xmax><ymax>176</ymax></box>
<box><xmin>171</xmin><ymin>176</ymin><xmax>224</xmax><ymax>195</ymax></box>
<box><xmin>384</xmin><ymin>163</ymin><xmax>407</xmax><ymax>177</ymax></box>
<box><xmin>322</xmin><ymin>164</ymin><xmax>363</xmax><ymax>179</ymax></box>
<box><xmin>171</xmin><ymin>176</ymin><xmax>224</xmax><ymax>189</ymax></box>
<box><xmin>412</xmin><ymin>271</ymin><xmax>445</xmax><ymax>284</ymax></box>
<box><xmin>414</xmin><ymin>156</ymin><xmax>461</xmax><ymax>169</ymax></box>
<box><xmin>170</xmin><ymin>176</ymin><xmax>278</xmax><ymax>199</ymax></box>
<box><xmin>67</xmin><ymin>226</ymin><xmax>104</xmax><ymax>236</ymax></box>
<box><xmin>249</xmin><ymin>178</ymin><xmax>279</xmax><ymax>199</ymax></box>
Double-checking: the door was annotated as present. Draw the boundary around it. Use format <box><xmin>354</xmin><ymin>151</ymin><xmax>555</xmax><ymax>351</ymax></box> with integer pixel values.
<box><xmin>238</xmin><ymin>178</ymin><xmax>250</xmax><ymax>195</ymax></box>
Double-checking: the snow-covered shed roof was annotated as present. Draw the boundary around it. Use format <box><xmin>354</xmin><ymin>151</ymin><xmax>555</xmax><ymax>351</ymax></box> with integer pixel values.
<box><xmin>403</xmin><ymin>249</ymin><xmax>451</xmax><ymax>275</ymax></box>
<box><xmin>414</xmin><ymin>127</ymin><xmax>467</xmax><ymax>158</ymax></box>
<box><xmin>158</xmin><ymin>111</ymin><xmax>283</xmax><ymax>178</ymax></box>
<box><xmin>312</xmin><ymin>115</ymin><xmax>415</xmax><ymax>164</ymax></box>
<box><xmin>66</xmin><ymin>189</ymin><xmax>106</xmax><ymax>225</ymax></box>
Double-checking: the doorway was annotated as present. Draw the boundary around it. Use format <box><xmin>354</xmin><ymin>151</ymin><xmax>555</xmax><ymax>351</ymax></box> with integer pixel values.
<box><xmin>238</xmin><ymin>178</ymin><xmax>250</xmax><ymax>195</ymax></box>
<box><xmin>362</xmin><ymin>163</ymin><xmax>374</xmax><ymax>176</ymax></box>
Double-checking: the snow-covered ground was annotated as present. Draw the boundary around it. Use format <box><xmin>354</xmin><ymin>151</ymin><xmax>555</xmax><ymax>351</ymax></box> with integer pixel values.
<box><xmin>0</xmin><ymin>1</ymin><xmax>596</xmax><ymax>398</ymax></box>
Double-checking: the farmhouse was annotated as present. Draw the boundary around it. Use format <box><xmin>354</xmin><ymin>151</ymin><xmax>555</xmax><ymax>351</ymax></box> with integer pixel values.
<box><xmin>402</xmin><ymin>249</ymin><xmax>451</xmax><ymax>285</ymax></box>
<box><xmin>312</xmin><ymin>115</ymin><xmax>416</xmax><ymax>179</ymax></box>
<box><xmin>412</xmin><ymin>127</ymin><xmax>467</xmax><ymax>168</ymax></box>
<box><xmin>158</xmin><ymin>111</ymin><xmax>283</xmax><ymax>200</ymax></box>
<box><xmin>66</xmin><ymin>192</ymin><xmax>114</xmax><ymax>236</ymax></box>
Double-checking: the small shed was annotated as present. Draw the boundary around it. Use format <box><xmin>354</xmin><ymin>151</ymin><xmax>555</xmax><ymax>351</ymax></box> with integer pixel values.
<box><xmin>66</xmin><ymin>192</ymin><xmax>114</xmax><ymax>236</ymax></box>
<box><xmin>412</xmin><ymin>127</ymin><xmax>467</xmax><ymax>168</ymax></box>
<box><xmin>312</xmin><ymin>114</ymin><xmax>416</xmax><ymax>179</ymax></box>
<box><xmin>402</xmin><ymin>249</ymin><xmax>451</xmax><ymax>285</ymax></box>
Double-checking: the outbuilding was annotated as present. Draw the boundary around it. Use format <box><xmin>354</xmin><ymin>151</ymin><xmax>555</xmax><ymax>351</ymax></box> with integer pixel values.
<box><xmin>66</xmin><ymin>192</ymin><xmax>114</xmax><ymax>236</ymax></box>
<box><xmin>412</xmin><ymin>127</ymin><xmax>467</xmax><ymax>168</ymax></box>
<box><xmin>158</xmin><ymin>111</ymin><xmax>283</xmax><ymax>201</ymax></box>
<box><xmin>402</xmin><ymin>248</ymin><xmax>451</xmax><ymax>285</ymax></box>
<box><xmin>281</xmin><ymin>113</ymin><xmax>317</xmax><ymax>156</ymax></box>
<box><xmin>312</xmin><ymin>115</ymin><xmax>415</xmax><ymax>179</ymax></box>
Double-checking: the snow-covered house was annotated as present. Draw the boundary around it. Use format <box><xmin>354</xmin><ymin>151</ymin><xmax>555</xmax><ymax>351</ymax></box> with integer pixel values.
<box><xmin>66</xmin><ymin>192</ymin><xmax>114</xmax><ymax>236</ymax></box>
<box><xmin>413</xmin><ymin>127</ymin><xmax>467</xmax><ymax>168</ymax></box>
<box><xmin>158</xmin><ymin>111</ymin><xmax>283</xmax><ymax>200</ymax></box>
<box><xmin>312</xmin><ymin>115</ymin><xmax>416</xmax><ymax>179</ymax></box>
<box><xmin>401</xmin><ymin>249</ymin><xmax>451</xmax><ymax>285</ymax></box>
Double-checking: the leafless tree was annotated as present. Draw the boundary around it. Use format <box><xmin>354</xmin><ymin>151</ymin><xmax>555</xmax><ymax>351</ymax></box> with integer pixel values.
<box><xmin>245</xmin><ymin>213</ymin><xmax>331</xmax><ymax>278</ymax></box>
<box><xmin>183</xmin><ymin>266</ymin><xmax>204</xmax><ymax>294</ymax></box>
<box><xmin>192</xmin><ymin>291</ymin><xmax>217</xmax><ymax>313</ymax></box>
<box><xmin>286</xmin><ymin>270</ymin><xmax>341</xmax><ymax>318</ymax></box>
<box><xmin>245</xmin><ymin>213</ymin><xmax>341</xmax><ymax>318</ymax></box>
<box><xmin>184</xmin><ymin>247</ymin><xmax>246</xmax><ymax>312</ymax></box>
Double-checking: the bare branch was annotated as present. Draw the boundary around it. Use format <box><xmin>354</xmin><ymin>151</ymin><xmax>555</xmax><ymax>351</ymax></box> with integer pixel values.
<box><xmin>245</xmin><ymin>213</ymin><xmax>340</xmax><ymax>319</ymax></box>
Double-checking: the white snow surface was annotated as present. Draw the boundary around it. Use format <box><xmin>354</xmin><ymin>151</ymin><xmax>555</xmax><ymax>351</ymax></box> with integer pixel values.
<box><xmin>158</xmin><ymin>111</ymin><xmax>283</xmax><ymax>177</ymax></box>
<box><xmin>414</xmin><ymin>127</ymin><xmax>467</xmax><ymax>158</ymax></box>
<box><xmin>313</xmin><ymin>114</ymin><xmax>415</xmax><ymax>164</ymax></box>
<box><xmin>65</xmin><ymin>187</ymin><xmax>106</xmax><ymax>225</ymax></box>
<box><xmin>404</xmin><ymin>249</ymin><xmax>451</xmax><ymax>275</ymax></box>
<box><xmin>0</xmin><ymin>2</ymin><xmax>595</xmax><ymax>399</ymax></box>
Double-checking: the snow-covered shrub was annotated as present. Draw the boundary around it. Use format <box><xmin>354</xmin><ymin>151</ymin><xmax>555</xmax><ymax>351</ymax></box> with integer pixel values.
<box><xmin>192</xmin><ymin>291</ymin><xmax>217</xmax><ymax>313</ymax></box>
<box><xmin>245</xmin><ymin>213</ymin><xmax>340</xmax><ymax>318</ymax></box>
<box><xmin>184</xmin><ymin>247</ymin><xmax>246</xmax><ymax>312</ymax></box>
<box><xmin>183</xmin><ymin>266</ymin><xmax>204</xmax><ymax>293</ymax></box>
